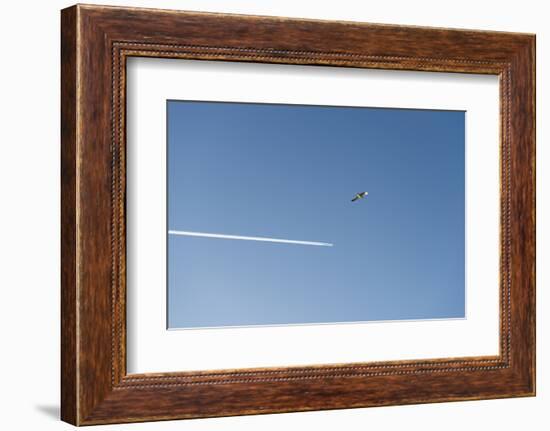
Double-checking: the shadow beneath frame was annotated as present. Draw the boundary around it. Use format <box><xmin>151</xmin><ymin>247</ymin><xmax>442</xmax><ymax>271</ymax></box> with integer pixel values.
<box><xmin>35</xmin><ymin>404</ymin><xmax>60</xmax><ymax>420</ymax></box>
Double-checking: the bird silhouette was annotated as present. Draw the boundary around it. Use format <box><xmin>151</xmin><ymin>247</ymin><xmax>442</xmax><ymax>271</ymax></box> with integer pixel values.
<box><xmin>351</xmin><ymin>191</ymin><xmax>368</xmax><ymax>202</ymax></box>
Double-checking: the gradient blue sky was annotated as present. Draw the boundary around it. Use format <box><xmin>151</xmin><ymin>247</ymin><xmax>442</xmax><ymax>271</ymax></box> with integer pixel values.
<box><xmin>167</xmin><ymin>100</ymin><xmax>465</xmax><ymax>329</ymax></box>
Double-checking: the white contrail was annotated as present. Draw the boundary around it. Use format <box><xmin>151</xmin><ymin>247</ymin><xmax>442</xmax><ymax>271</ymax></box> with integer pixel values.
<box><xmin>168</xmin><ymin>230</ymin><xmax>333</xmax><ymax>247</ymax></box>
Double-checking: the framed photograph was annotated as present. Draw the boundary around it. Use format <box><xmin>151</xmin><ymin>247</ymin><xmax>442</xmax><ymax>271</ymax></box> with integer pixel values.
<box><xmin>61</xmin><ymin>4</ymin><xmax>535</xmax><ymax>425</ymax></box>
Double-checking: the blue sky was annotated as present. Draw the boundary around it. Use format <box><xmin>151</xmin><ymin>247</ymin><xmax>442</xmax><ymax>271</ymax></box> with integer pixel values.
<box><xmin>167</xmin><ymin>100</ymin><xmax>465</xmax><ymax>329</ymax></box>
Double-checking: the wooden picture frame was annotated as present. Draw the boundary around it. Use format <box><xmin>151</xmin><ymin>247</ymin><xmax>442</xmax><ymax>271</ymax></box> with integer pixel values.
<box><xmin>61</xmin><ymin>4</ymin><xmax>535</xmax><ymax>425</ymax></box>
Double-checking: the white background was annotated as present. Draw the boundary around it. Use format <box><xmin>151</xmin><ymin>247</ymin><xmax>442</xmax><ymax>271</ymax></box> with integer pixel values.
<box><xmin>127</xmin><ymin>59</ymin><xmax>500</xmax><ymax>373</ymax></box>
<box><xmin>0</xmin><ymin>1</ymin><xmax>546</xmax><ymax>430</ymax></box>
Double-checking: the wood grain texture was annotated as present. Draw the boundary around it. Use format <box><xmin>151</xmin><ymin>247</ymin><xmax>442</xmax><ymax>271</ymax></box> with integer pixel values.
<box><xmin>60</xmin><ymin>5</ymin><xmax>78</xmax><ymax>425</ymax></box>
<box><xmin>60</xmin><ymin>4</ymin><xmax>535</xmax><ymax>425</ymax></box>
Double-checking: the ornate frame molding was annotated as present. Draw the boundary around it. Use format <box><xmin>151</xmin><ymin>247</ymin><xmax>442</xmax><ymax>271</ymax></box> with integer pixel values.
<box><xmin>61</xmin><ymin>5</ymin><xmax>535</xmax><ymax>425</ymax></box>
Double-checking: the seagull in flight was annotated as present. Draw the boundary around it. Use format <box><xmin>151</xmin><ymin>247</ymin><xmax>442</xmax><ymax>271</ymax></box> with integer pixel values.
<box><xmin>351</xmin><ymin>191</ymin><xmax>368</xmax><ymax>202</ymax></box>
